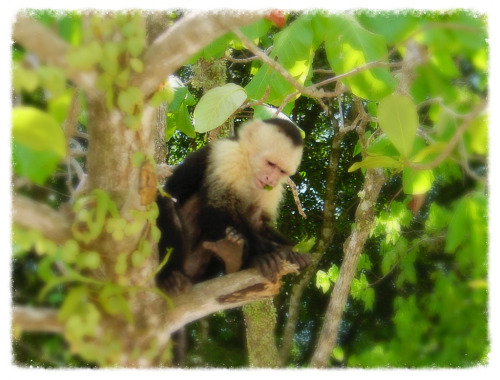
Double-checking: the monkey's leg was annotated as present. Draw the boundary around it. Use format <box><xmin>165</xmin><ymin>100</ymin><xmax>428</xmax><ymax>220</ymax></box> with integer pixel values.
<box><xmin>202</xmin><ymin>227</ymin><xmax>245</xmax><ymax>273</ymax></box>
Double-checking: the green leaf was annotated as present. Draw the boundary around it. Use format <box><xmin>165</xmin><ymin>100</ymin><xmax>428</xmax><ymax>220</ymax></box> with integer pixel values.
<box><xmin>316</xmin><ymin>270</ymin><xmax>331</xmax><ymax>294</ymax></box>
<box><xmin>366</xmin><ymin>134</ymin><xmax>400</xmax><ymax>157</ymax></box>
<box><xmin>294</xmin><ymin>237</ymin><xmax>316</xmax><ymax>253</ymax></box>
<box><xmin>356</xmin><ymin>11</ymin><xmax>419</xmax><ymax>45</ymax></box>
<box><xmin>169</xmin><ymin>104</ymin><xmax>195</xmax><ymax>139</ymax></box>
<box><xmin>445</xmin><ymin>198</ymin><xmax>468</xmax><ymax>253</ymax></box>
<box><xmin>377</xmin><ymin>94</ymin><xmax>419</xmax><ymax>158</ymax></box>
<box><xmin>464</xmin><ymin>114</ymin><xmax>488</xmax><ymax>155</ymax></box>
<box><xmin>37</xmin><ymin>66</ymin><xmax>67</xmax><ymax>98</ymax></box>
<box><xmin>48</xmin><ymin>90</ymin><xmax>73</xmax><ymax>124</ymax></box>
<box><xmin>245</xmin><ymin>64</ymin><xmax>296</xmax><ymax>106</ymax></box>
<box><xmin>130</xmin><ymin>58</ymin><xmax>143</xmax><ymax>73</ymax></box>
<box><xmin>324</xmin><ymin>15</ymin><xmax>396</xmax><ymax>101</ymax></box>
<box><xmin>117</xmin><ymin>86</ymin><xmax>143</xmax><ymax>115</ymax></box>
<box><xmin>331</xmin><ymin>346</ymin><xmax>344</xmax><ymax>362</ymax></box>
<box><xmin>12</xmin><ymin>107</ymin><xmax>66</xmax><ymax>157</ymax></box>
<box><xmin>411</xmin><ymin>141</ymin><xmax>447</xmax><ymax>164</ymax></box>
<box><xmin>271</xmin><ymin>14</ymin><xmax>314</xmax><ymax>83</ymax></box>
<box><xmin>193</xmin><ymin>83</ymin><xmax>247</xmax><ymax>133</ymax></box>
<box><xmin>348</xmin><ymin>155</ymin><xmax>402</xmax><ymax>172</ymax></box>
<box><xmin>12</xmin><ymin>107</ymin><xmax>66</xmax><ymax>184</ymax></box>
<box><xmin>127</xmin><ymin>36</ymin><xmax>145</xmax><ymax>57</ymax></box>
<box><xmin>168</xmin><ymin>87</ymin><xmax>188</xmax><ymax>113</ymax></box>
<box><xmin>76</xmin><ymin>251</ymin><xmax>101</xmax><ymax>270</ymax></box>
<box><xmin>66</xmin><ymin>41</ymin><xmax>102</xmax><ymax>70</ymax></box>
<box><xmin>327</xmin><ymin>265</ymin><xmax>339</xmax><ymax>283</ymax></box>
<box><xmin>245</xmin><ymin>14</ymin><xmax>314</xmax><ymax>106</ymax></box>
<box><xmin>192</xmin><ymin>32</ymin><xmax>234</xmax><ymax>61</ymax></box>
<box><xmin>115</xmin><ymin>252</ymin><xmax>128</xmax><ymax>275</ymax></box>
<box><xmin>12</xmin><ymin>64</ymin><xmax>39</xmax><ymax>93</ymax></box>
<box><xmin>402</xmin><ymin>168</ymin><xmax>435</xmax><ymax>195</ymax></box>
<box><xmin>12</xmin><ymin>142</ymin><xmax>62</xmax><ymax>185</ymax></box>
<box><xmin>101</xmin><ymin>42</ymin><xmax>120</xmax><ymax>75</ymax></box>
<box><xmin>57</xmin><ymin>12</ymin><xmax>83</xmax><ymax>46</ymax></box>
<box><xmin>132</xmin><ymin>151</ymin><xmax>145</xmax><ymax>167</ymax></box>
<box><xmin>58</xmin><ymin>286</ymin><xmax>88</xmax><ymax>321</ymax></box>
<box><xmin>61</xmin><ymin>240</ymin><xmax>79</xmax><ymax>264</ymax></box>
<box><xmin>240</xmin><ymin>19</ymin><xmax>272</xmax><ymax>41</ymax></box>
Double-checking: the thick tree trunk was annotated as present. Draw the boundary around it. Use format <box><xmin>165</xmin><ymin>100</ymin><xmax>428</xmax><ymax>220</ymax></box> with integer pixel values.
<box><xmin>243</xmin><ymin>299</ymin><xmax>280</xmax><ymax>368</ymax></box>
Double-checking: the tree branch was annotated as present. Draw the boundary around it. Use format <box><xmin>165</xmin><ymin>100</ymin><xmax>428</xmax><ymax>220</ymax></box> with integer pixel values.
<box><xmin>12</xmin><ymin>306</ymin><xmax>63</xmax><ymax>334</ymax></box>
<box><xmin>408</xmin><ymin>99</ymin><xmax>487</xmax><ymax>171</ymax></box>
<box><xmin>310</xmin><ymin>168</ymin><xmax>386</xmax><ymax>368</ymax></box>
<box><xmin>163</xmin><ymin>262</ymin><xmax>301</xmax><ymax>337</ymax></box>
<box><xmin>131</xmin><ymin>10</ymin><xmax>266</xmax><ymax>97</ymax></box>
<box><xmin>12</xmin><ymin>195</ymin><xmax>72</xmax><ymax>244</ymax></box>
<box><xmin>279</xmin><ymin>125</ymin><xmax>345</xmax><ymax>364</ymax></box>
<box><xmin>12</xmin><ymin>13</ymin><xmax>98</xmax><ymax>96</ymax></box>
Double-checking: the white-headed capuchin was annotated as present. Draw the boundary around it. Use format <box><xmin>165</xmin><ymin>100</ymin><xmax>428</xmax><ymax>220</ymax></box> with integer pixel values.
<box><xmin>156</xmin><ymin>118</ymin><xmax>311</xmax><ymax>294</ymax></box>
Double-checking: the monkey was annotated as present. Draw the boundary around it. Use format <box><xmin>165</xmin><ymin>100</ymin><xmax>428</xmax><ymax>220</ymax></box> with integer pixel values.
<box><xmin>156</xmin><ymin>118</ymin><xmax>311</xmax><ymax>294</ymax></box>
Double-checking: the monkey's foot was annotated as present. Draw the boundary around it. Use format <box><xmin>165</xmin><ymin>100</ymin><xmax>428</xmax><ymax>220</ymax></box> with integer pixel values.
<box><xmin>159</xmin><ymin>270</ymin><xmax>192</xmax><ymax>295</ymax></box>
<box><xmin>202</xmin><ymin>227</ymin><xmax>245</xmax><ymax>273</ymax></box>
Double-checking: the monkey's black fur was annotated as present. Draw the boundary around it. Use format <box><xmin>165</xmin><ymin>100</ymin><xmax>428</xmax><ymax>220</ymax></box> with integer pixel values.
<box><xmin>156</xmin><ymin>119</ymin><xmax>310</xmax><ymax>294</ymax></box>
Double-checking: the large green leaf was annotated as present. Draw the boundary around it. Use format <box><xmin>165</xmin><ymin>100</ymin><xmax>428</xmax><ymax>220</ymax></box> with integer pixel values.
<box><xmin>271</xmin><ymin>14</ymin><xmax>314</xmax><ymax>82</ymax></box>
<box><xmin>245</xmin><ymin>63</ymin><xmax>296</xmax><ymax>106</ymax></box>
<box><xmin>348</xmin><ymin>155</ymin><xmax>402</xmax><ymax>172</ymax></box>
<box><xmin>377</xmin><ymin>94</ymin><xmax>419</xmax><ymax>158</ymax></box>
<box><xmin>324</xmin><ymin>15</ymin><xmax>396</xmax><ymax>101</ymax></box>
<box><xmin>12</xmin><ymin>107</ymin><xmax>66</xmax><ymax>157</ymax></box>
<box><xmin>245</xmin><ymin>14</ymin><xmax>314</xmax><ymax>105</ymax></box>
<box><xmin>402</xmin><ymin>168</ymin><xmax>435</xmax><ymax>195</ymax></box>
<box><xmin>12</xmin><ymin>107</ymin><xmax>67</xmax><ymax>184</ymax></box>
<box><xmin>193</xmin><ymin>83</ymin><xmax>247</xmax><ymax>133</ymax></box>
<box><xmin>356</xmin><ymin>11</ymin><xmax>419</xmax><ymax>45</ymax></box>
<box><xmin>12</xmin><ymin>143</ymin><xmax>62</xmax><ymax>185</ymax></box>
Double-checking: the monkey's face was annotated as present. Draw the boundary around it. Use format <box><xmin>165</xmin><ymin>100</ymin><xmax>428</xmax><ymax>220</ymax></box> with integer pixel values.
<box><xmin>249</xmin><ymin>152</ymin><xmax>289</xmax><ymax>190</ymax></box>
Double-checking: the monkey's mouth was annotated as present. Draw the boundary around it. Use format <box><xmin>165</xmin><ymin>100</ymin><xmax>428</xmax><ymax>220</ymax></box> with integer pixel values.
<box><xmin>255</xmin><ymin>178</ymin><xmax>269</xmax><ymax>190</ymax></box>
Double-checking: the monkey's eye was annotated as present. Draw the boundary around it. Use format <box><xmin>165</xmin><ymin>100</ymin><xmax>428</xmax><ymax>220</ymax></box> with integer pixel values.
<box><xmin>267</xmin><ymin>161</ymin><xmax>276</xmax><ymax>168</ymax></box>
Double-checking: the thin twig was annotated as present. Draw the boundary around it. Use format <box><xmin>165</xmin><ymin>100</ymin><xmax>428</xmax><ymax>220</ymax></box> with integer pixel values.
<box><xmin>408</xmin><ymin>100</ymin><xmax>487</xmax><ymax>171</ymax></box>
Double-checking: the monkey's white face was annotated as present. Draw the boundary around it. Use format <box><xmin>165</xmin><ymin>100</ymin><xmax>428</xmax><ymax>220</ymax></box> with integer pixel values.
<box><xmin>250</xmin><ymin>152</ymin><xmax>289</xmax><ymax>190</ymax></box>
<box><xmin>239</xmin><ymin>119</ymin><xmax>303</xmax><ymax>191</ymax></box>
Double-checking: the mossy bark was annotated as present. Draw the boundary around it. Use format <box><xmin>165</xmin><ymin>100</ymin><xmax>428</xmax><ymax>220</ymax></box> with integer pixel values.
<box><xmin>242</xmin><ymin>299</ymin><xmax>280</xmax><ymax>368</ymax></box>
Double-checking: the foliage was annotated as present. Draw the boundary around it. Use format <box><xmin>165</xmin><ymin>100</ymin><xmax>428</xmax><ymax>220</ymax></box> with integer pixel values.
<box><xmin>11</xmin><ymin>9</ymin><xmax>488</xmax><ymax>369</ymax></box>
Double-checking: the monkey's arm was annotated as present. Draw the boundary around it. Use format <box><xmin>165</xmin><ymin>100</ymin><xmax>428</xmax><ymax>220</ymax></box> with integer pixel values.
<box><xmin>164</xmin><ymin>145</ymin><xmax>211</xmax><ymax>204</ymax></box>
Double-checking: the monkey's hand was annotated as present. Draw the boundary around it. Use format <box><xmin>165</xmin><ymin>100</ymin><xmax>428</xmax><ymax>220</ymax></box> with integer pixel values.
<box><xmin>159</xmin><ymin>270</ymin><xmax>192</xmax><ymax>295</ymax></box>
<box><xmin>286</xmin><ymin>250</ymin><xmax>311</xmax><ymax>269</ymax></box>
<box><xmin>203</xmin><ymin>227</ymin><xmax>245</xmax><ymax>274</ymax></box>
<box><xmin>251</xmin><ymin>248</ymin><xmax>289</xmax><ymax>282</ymax></box>
<box><xmin>252</xmin><ymin>247</ymin><xmax>311</xmax><ymax>282</ymax></box>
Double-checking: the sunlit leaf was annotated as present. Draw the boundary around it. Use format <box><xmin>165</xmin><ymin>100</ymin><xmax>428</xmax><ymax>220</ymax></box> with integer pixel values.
<box><xmin>324</xmin><ymin>15</ymin><xmax>396</xmax><ymax>101</ymax></box>
<box><xmin>48</xmin><ymin>90</ymin><xmax>74</xmax><ymax>124</ymax></box>
<box><xmin>348</xmin><ymin>155</ymin><xmax>402</xmax><ymax>172</ymax></box>
<box><xmin>402</xmin><ymin>168</ymin><xmax>435</xmax><ymax>195</ymax></box>
<box><xmin>377</xmin><ymin>94</ymin><xmax>419</xmax><ymax>158</ymax></box>
<box><xmin>445</xmin><ymin>198</ymin><xmax>468</xmax><ymax>253</ymax></box>
<box><xmin>117</xmin><ymin>86</ymin><xmax>143</xmax><ymax>115</ymax></box>
<box><xmin>193</xmin><ymin>83</ymin><xmax>247</xmax><ymax>133</ymax></box>
<box><xmin>12</xmin><ymin>107</ymin><xmax>66</xmax><ymax>184</ymax></box>
<box><xmin>356</xmin><ymin>11</ymin><xmax>419</xmax><ymax>45</ymax></box>
<box><xmin>316</xmin><ymin>270</ymin><xmax>331</xmax><ymax>294</ymax></box>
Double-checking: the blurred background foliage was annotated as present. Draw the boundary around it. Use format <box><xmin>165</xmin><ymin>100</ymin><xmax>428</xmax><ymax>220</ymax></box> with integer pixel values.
<box><xmin>11</xmin><ymin>9</ymin><xmax>488</xmax><ymax>368</ymax></box>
